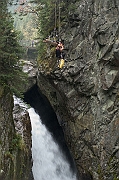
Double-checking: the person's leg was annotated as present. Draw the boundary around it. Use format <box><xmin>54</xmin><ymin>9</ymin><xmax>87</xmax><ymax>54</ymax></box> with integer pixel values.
<box><xmin>56</xmin><ymin>49</ymin><xmax>61</xmax><ymax>58</ymax></box>
<box><xmin>60</xmin><ymin>51</ymin><xmax>65</xmax><ymax>59</ymax></box>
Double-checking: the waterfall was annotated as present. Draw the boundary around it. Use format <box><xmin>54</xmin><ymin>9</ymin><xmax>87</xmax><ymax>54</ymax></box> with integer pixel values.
<box><xmin>23</xmin><ymin>84</ymin><xmax>78</xmax><ymax>174</ymax></box>
<box><xmin>28</xmin><ymin>107</ymin><xmax>77</xmax><ymax>180</ymax></box>
<box><xmin>14</xmin><ymin>94</ymin><xmax>78</xmax><ymax>180</ymax></box>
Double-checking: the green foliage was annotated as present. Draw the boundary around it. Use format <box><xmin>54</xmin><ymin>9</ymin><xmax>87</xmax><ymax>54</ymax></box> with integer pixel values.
<box><xmin>0</xmin><ymin>0</ymin><xmax>27</xmax><ymax>96</ymax></box>
<box><xmin>10</xmin><ymin>133</ymin><xmax>26</xmax><ymax>152</ymax></box>
<box><xmin>68</xmin><ymin>3</ymin><xmax>77</xmax><ymax>13</ymax></box>
<box><xmin>5</xmin><ymin>151</ymin><xmax>14</xmax><ymax>161</ymax></box>
<box><xmin>35</xmin><ymin>0</ymin><xmax>63</xmax><ymax>65</ymax></box>
<box><xmin>37</xmin><ymin>0</ymin><xmax>55</xmax><ymax>39</ymax></box>
<box><xmin>37</xmin><ymin>0</ymin><xmax>68</xmax><ymax>39</ymax></box>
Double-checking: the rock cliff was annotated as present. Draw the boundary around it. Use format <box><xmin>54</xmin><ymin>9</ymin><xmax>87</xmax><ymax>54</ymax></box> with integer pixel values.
<box><xmin>0</xmin><ymin>86</ymin><xmax>33</xmax><ymax>180</ymax></box>
<box><xmin>37</xmin><ymin>0</ymin><xmax>119</xmax><ymax>179</ymax></box>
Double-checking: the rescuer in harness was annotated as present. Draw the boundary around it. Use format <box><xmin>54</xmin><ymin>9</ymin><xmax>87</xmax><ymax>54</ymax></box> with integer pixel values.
<box><xmin>43</xmin><ymin>39</ymin><xmax>65</xmax><ymax>68</ymax></box>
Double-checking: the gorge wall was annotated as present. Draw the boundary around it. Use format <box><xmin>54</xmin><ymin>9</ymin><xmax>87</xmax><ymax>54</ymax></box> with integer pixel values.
<box><xmin>37</xmin><ymin>0</ymin><xmax>119</xmax><ymax>179</ymax></box>
<box><xmin>0</xmin><ymin>86</ymin><xmax>33</xmax><ymax>180</ymax></box>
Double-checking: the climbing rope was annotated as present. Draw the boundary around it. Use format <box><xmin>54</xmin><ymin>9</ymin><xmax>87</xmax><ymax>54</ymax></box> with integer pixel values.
<box><xmin>58</xmin><ymin>0</ymin><xmax>61</xmax><ymax>41</ymax></box>
<box><xmin>52</xmin><ymin>0</ymin><xmax>61</xmax><ymax>42</ymax></box>
<box><xmin>54</xmin><ymin>0</ymin><xmax>57</xmax><ymax>31</ymax></box>
<box><xmin>52</xmin><ymin>0</ymin><xmax>57</xmax><ymax>41</ymax></box>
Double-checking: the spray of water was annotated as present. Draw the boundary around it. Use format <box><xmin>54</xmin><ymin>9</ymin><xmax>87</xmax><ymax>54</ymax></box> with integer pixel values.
<box><xmin>28</xmin><ymin>108</ymin><xmax>77</xmax><ymax>180</ymax></box>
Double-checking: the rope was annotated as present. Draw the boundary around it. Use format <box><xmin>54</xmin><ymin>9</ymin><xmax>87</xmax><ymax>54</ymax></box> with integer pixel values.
<box><xmin>58</xmin><ymin>0</ymin><xmax>61</xmax><ymax>40</ymax></box>
<box><xmin>54</xmin><ymin>0</ymin><xmax>57</xmax><ymax>30</ymax></box>
<box><xmin>52</xmin><ymin>0</ymin><xmax>57</xmax><ymax>42</ymax></box>
<box><xmin>52</xmin><ymin>0</ymin><xmax>61</xmax><ymax>42</ymax></box>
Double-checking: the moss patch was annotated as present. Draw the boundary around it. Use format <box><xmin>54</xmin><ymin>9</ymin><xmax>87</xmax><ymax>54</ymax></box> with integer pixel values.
<box><xmin>37</xmin><ymin>46</ymin><xmax>57</xmax><ymax>74</ymax></box>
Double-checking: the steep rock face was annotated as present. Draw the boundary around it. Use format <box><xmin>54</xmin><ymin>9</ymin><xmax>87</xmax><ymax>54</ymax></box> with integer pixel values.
<box><xmin>0</xmin><ymin>86</ymin><xmax>33</xmax><ymax>180</ymax></box>
<box><xmin>13</xmin><ymin>97</ymin><xmax>33</xmax><ymax>180</ymax></box>
<box><xmin>38</xmin><ymin>0</ymin><xmax>119</xmax><ymax>180</ymax></box>
<box><xmin>37</xmin><ymin>0</ymin><xmax>119</xmax><ymax>179</ymax></box>
<box><xmin>21</xmin><ymin>60</ymin><xmax>37</xmax><ymax>91</ymax></box>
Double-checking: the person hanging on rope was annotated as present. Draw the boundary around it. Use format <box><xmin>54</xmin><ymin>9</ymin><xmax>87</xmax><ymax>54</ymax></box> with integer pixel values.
<box><xmin>43</xmin><ymin>39</ymin><xmax>65</xmax><ymax>59</ymax></box>
<box><xmin>42</xmin><ymin>0</ymin><xmax>66</xmax><ymax>68</ymax></box>
<box><xmin>56</xmin><ymin>40</ymin><xmax>65</xmax><ymax>68</ymax></box>
<box><xmin>56</xmin><ymin>41</ymin><xmax>65</xmax><ymax>59</ymax></box>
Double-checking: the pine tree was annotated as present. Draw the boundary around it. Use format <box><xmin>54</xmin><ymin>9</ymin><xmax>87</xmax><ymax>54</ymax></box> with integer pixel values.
<box><xmin>0</xmin><ymin>0</ymin><xmax>27</xmax><ymax>96</ymax></box>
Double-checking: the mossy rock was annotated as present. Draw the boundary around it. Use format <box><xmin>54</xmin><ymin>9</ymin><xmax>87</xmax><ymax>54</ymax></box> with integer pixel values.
<box><xmin>38</xmin><ymin>46</ymin><xmax>57</xmax><ymax>73</ymax></box>
<box><xmin>0</xmin><ymin>86</ymin><xmax>4</xmax><ymax>98</ymax></box>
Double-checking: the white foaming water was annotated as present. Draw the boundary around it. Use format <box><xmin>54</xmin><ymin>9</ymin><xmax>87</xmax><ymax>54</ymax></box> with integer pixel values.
<box><xmin>28</xmin><ymin>108</ymin><xmax>77</xmax><ymax>180</ymax></box>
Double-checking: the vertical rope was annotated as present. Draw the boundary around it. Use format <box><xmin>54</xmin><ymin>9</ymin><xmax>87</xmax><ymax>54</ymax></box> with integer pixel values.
<box><xmin>53</xmin><ymin>0</ymin><xmax>57</xmax><ymax>41</ymax></box>
<box><xmin>53</xmin><ymin>0</ymin><xmax>61</xmax><ymax>41</ymax></box>
<box><xmin>58</xmin><ymin>0</ymin><xmax>61</xmax><ymax>40</ymax></box>
<box><xmin>54</xmin><ymin>0</ymin><xmax>57</xmax><ymax>30</ymax></box>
